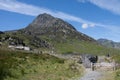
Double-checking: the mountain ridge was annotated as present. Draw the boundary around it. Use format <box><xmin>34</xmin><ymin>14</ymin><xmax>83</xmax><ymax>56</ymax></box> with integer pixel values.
<box><xmin>24</xmin><ymin>13</ymin><xmax>96</xmax><ymax>42</ymax></box>
<box><xmin>97</xmin><ymin>38</ymin><xmax>120</xmax><ymax>49</ymax></box>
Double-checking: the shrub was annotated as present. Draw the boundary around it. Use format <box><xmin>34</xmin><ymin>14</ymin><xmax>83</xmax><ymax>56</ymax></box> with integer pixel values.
<box><xmin>0</xmin><ymin>60</ymin><xmax>11</xmax><ymax>80</ymax></box>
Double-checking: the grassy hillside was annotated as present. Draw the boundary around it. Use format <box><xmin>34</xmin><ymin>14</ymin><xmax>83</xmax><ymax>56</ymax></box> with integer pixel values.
<box><xmin>1</xmin><ymin>32</ymin><xmax>120</xmax><ymax>55</ymax></box>
<box><xmin>2</xmin><ymin>32</ymin><xmax>120</xmax><ymax>56</ymax></box>
<box><xmin>0</xmin><ymin>48</ymin><xmax>83</xmax><ymax>80</ymax></box>
<box><xmin>53</xmin><ymin>39</ymin><xmax>120</xmax><ymax>55</ymax></box>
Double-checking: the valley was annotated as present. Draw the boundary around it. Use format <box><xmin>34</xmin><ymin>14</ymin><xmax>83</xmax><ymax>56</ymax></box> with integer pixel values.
<box><xmin>0</xmin><ymin>13</ymin><xmax>120</xmax><ymax>80</ymax></box>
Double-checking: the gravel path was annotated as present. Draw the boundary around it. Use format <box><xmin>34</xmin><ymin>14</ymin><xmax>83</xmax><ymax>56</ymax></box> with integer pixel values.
<box><xmin>74</xmin><ymin>68</ymin><xmax>102</xmax><ymax>80</ymax></box>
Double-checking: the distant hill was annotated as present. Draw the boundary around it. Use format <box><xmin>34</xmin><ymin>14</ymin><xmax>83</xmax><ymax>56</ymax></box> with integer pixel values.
<box><xmin>97</xmin><ymin>39</ymin><xmax>120</xmax><ymax>49</ymax></box>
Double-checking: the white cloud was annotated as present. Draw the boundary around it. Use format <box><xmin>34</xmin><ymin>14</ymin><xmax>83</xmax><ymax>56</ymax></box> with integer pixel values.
<box><xmin>81</xmin><ymin>23</ymin><xmax>95</xmax><ymax>29</ymax></box>
<box><xmin>90</xmin><ymin>24</ymin><xmax>95</xmax><ymax>27</ymax></box>
<box><xmin>90</xmin><ymin>0</ymin><xmax>120</xmax><ymax>15</ymax></box>
<box><xmin>0</xmin><ymin>0</ymin><xmax>53</xmax><ymax>16</ymax></box>
<box><xmin>82</xmin><ymin>23</ymin><xmax>88</xmax><ymax>29</ymax></box>
<box><xmin>78</xmin><ymin>0</ymin><xmax>120</xmax><ymax>15</ymax></box>
<box><xmin>0</xmin><ymin>0</ymin><xmax>91</xmax><ymax>24</ymax></box>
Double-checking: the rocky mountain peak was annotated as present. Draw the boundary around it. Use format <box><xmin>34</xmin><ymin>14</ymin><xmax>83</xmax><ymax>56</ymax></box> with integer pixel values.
<box><xmin>32</xmin><ymin>13</ymin><xmax>55</xmax><ymax>25</ymax></box>
<box><xmin>25</xmin><ymin>13</ymin><xmax>76</xmax><ymax>32</ymax></box>
<box><xmin>24</xmin><ymin>13</ymin><xmax>96</xmax><ymax>42</ymax></box>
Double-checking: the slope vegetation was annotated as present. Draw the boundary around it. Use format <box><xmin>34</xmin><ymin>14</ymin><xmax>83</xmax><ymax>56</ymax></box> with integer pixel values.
<box><xmin>0</xmin><ymin>48</ymin><xmax>83</xmax><ymax>80</ymax></box>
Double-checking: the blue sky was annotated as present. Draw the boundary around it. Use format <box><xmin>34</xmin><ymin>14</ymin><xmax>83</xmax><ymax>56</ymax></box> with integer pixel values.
<box><xmin>0</xmin><ymin>0</ymin><xmax>120</xmax><ymax>42</ymax></box>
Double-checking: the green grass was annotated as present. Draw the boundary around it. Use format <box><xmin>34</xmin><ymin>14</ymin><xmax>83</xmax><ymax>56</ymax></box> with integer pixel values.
<box><xmin>54</xmin><ymin>39</ymin><xmax>120</xmax><ymax>55</ymax></box>
<box><xmin>115</xmin><ymin>69</ymin><xmax>120</xmax><ymax>80</ymax></box>
<box><xmin>0</xmin><ymin>48</ymin><xmax>83</xmax><ymax>80</ymax></box>
<box><xmin>112</xmin><ymin>55</ymin><xmax>120</xmax><ymax>80</ymax></box>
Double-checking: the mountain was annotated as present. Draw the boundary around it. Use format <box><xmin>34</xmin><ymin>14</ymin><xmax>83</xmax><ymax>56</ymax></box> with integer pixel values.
<box><xmin>2</xmin><ymin>13</ymin><xmax>119</xmax><ymax>54</ymax></box>
<box><xmin>0</xmin><ymin>31</ymin><xmax>4</xmax><ymax>34</ymax></box>
<box><xmin>97</xmin><ymin>39</ymin><xmax>120</xmax><ymax>49</ymax></box>
<box><xmin>24</xmin><ymin>13</ymin><xmax>96</xmax><ymax>42</ymax></box>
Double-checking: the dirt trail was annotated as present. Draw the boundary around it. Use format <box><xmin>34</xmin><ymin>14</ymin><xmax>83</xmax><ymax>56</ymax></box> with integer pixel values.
<box><xmin>79</xmin><ymin>68</ymin><xmax>102</xmax><ymax>80</ymax></box>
